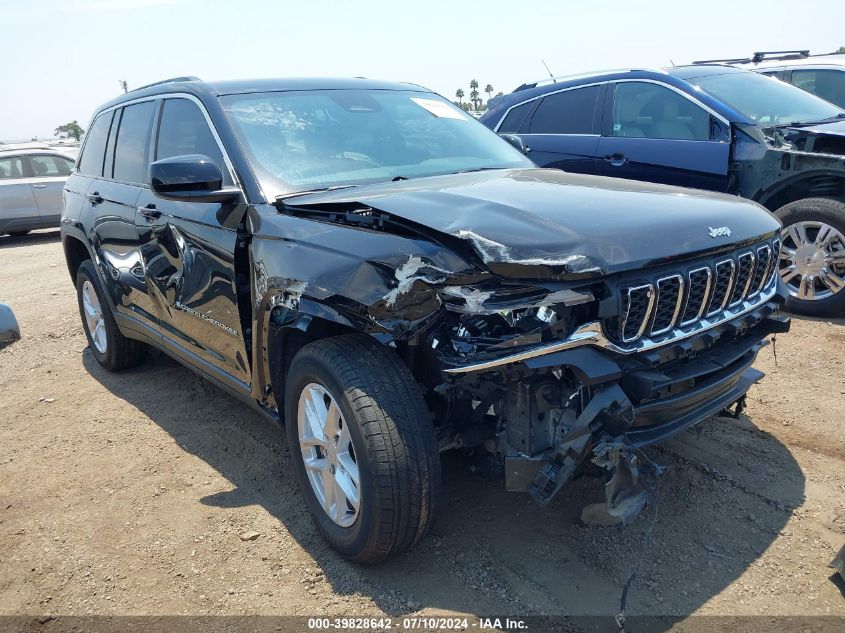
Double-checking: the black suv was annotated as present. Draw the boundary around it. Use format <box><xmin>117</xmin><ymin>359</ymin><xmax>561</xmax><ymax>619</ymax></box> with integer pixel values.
<box><xmin>62</xmin><ymin>77</ymin><xmax>789</xmax><ymax>563</ymax></box>
<box><xmin>481</xmin><ymin>65</ymin><xmax>845</xmax><ymax>317</ymax></box>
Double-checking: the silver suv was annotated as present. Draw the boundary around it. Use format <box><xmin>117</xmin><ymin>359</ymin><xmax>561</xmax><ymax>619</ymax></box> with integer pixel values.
<box><xmin>0</xmin><ymin>145</ymin><xmax>75</xmax><ymax>236</ymax></box>
<box><xmin>694</xmin><ymin>50</ymin><xmax>845</xmax><ymax>108</ymax></box>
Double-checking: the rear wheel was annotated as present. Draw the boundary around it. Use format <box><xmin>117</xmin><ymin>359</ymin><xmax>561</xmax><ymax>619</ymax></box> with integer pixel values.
<box><xmin>284</xmin><ymin>334</ymin><xmax>440</xmax><ymax>564</ymax></box>
<box><xmin>75</xmin><ymin>260</ymin><xmax>148</xmax><ymax>370</ymax></box>
<box><xmin>774</xmin><ymin>198</ymin><xmax>845</xmax><ymax>317</ymax></box>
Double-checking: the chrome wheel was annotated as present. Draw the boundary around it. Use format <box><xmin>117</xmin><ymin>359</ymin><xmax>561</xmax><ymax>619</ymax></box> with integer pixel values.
<box><xmin>297</xmin><ymin>383</ymin><xmax>360</xmax><ymax>527</ymax></box>
<box><xmin>780</xmin><ymin>221</ymin><xmax>845</xmax><ymax>301</ymax></box>
<box><xmin>81</xmin><ymin>280</ymin><xmax>107</xmax><ymax>354</ymax></box>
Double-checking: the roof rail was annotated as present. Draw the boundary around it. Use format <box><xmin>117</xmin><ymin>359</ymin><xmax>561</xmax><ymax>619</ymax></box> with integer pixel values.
<box><xmin>130</xmin><ymin>76</ymin><xmax>201</xmax><ymax>92</ymax></box>
<box><xmin>693</xmin><ymin>50</ymin><xmax>810</xmax><ymax>65</ymax></box>
<box><xmin>513</xmin><ymin>68</ymin><xmax>663</xmax><ymax>92</ymax></box>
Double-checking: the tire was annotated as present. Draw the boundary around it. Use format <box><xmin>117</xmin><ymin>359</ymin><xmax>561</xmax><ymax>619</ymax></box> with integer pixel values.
<box><xmin>284</xmin><ymin>334</ymin><xmax>440</xmax><ymax>564</ymax></box>
<box><xmin>774</xmin><ymin>198</ymin><xmax>845</xmax><ymax>317</ymax></box>
<box><xmin>75</xmin><ymin>259</ymin><xmax>148</xmax><ymax>371</ymax></box>
<box><xmin>7</xmin><ymin>231</ymin><xmax>30</xmax><ymax>237</ymax></box>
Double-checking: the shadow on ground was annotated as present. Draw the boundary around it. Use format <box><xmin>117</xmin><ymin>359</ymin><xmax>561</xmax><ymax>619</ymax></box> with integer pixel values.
<box><xmin>0</xmin><ymin>229</ymin><xmax>61</xmax><ymax>249</ymax></box>
<box><xmin>84</xmin><ymin>348</ymin><xmax>805</xmax><ymax>628</ymax></box>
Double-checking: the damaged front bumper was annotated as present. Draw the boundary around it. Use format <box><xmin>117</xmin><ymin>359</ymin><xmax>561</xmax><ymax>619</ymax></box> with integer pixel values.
<box><xmin>449</xmin><ymin>295</ymin><xmax>790</xmax><ymax>518</ymax></box>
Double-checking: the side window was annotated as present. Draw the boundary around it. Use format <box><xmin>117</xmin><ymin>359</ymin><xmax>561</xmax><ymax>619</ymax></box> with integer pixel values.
<box><xmin>156</xmin><ymin>98</ymin><xmax>229</xmax><ymax>183</ymax></box>
<box><xmin>497</xmin><ymin>101</ymin><xmax>533</xmax><ymax>133</ymax></box>
<box><xmin>113</xmin><ymin>101</ymin><xmax>156</xmax><ymax>184</ymax></box>
<box><xmin>28</xmin><ymin>155</ymin><xmax>74</xmax><ymax>178</ymax></box>
<box><xmin>0</xmin><ymin>156</ymin><xmax>25</xmax><ymax>180</ymax></box>
<box><xmin>611</xmin><ymin>82</ymin><xmax>711</xmax><ymax>141</ymax></box>
<box><xmin>77</xmin><ymin>112</ymin><xmax>113</xmax><ymax>176</ymax></box>
<box><xmin>791</xmin><ymin>69</ymin><xmax>845</xmax><ymax>108</ymax></box>
<box><xmin>528</xmin><ymin>86</ymin><xmax>601</xmax><ymax>134</ymax></box>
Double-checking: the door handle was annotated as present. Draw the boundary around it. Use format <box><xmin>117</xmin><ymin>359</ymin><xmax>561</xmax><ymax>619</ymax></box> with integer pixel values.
<box><xmin>604</xmin><ymin>153</ymin><xmax>628</xmax><ymax>167</ymax></box>
<box><xmin>86</xmin><ymin>192</ymin><xmax>103</xmax><ymax>205</ymax></box>
<box><xmin>138</xmin><ymin>204</ymin><xmax>161</xmax><ymax>220</ymax></box>
<box><xmin>32</xmin><ymin>183</ymin><xmax>47</xmax><ymax>189</ymax></box>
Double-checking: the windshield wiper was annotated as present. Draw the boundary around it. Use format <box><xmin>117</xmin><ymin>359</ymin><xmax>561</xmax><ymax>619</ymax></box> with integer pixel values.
<box><xmin>453</xmin><ymin>166</ymin><xmax>508</xmax><ymax>174</ymax></box>
<box><xmin>776</xmin><ymin>113</ymin><xmax>845</xmax><ymax>128</ymax></box>
<box><xmin>276</xmin><ymin>184</ymin><xmax>359</xmax><ymax>201</ymax></box>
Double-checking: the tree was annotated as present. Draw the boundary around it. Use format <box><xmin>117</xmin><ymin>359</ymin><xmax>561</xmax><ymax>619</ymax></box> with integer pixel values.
<box><xmin>455</xmin><ymin>88</ymin><xmax>464</xmax><ymax>107</ymax></box>
<box><xmin>838</xmin><ymin>46</ymin><xmax>845</xmax><ymax>54</ymax></box>
<box><xmin>496</xmin><ymin>91</ymin><xmax>504</xmax><ymax>97</ymax></box>
<box><xmin>485</xmin><ymin>83</ymin><xmax>494</xmax><ymax>103</ymax></box>
<box><xmin>55</xmin><ymin>120</ymin><xmax>84</xmax><ymax>141</ymax></box>
<box><xmin>469</xmin><ymin>79</ymin><xmax>480</xmax><ymax>110</ymax></box>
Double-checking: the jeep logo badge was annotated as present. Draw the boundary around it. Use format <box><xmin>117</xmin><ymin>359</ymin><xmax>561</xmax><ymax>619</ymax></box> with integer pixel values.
<box><xmin>708</xmin><ymin>226</ymin><xmax>732</xmax><ymax>238</ymax></box>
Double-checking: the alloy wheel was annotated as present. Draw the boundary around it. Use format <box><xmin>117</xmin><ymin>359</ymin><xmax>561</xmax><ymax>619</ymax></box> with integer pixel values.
<box><xmin>81</xmin><ymin>280</ymin><xmax>107</xmax><ymax>354</ymax></box>
<box><xmin>297</xmin><ymin>383</ymin><xmax>360</xmax><ymax>527</ymax></box>
<box><xmin>779</xmin><ymin>221</ymin><xmax>845</xmax><ymax>301</ymax></box>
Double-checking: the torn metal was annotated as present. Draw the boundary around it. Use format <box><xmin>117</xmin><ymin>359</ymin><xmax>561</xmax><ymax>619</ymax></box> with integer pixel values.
<box><xmin>245</xmin><ymin>168</ymin><xmax>791</xmax><ymax>516</ymax></box>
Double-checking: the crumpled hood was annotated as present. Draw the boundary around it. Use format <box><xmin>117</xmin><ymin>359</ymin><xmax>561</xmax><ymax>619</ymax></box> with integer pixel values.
<box><xmin>781</xmin><ymin>119</ymin><xmax>845</xmax><ymax>156</ymax></box>
<box><xmin>283</xmin><ymin>168</ymin><xmax>781</xmax><ymax>279</ymax></box>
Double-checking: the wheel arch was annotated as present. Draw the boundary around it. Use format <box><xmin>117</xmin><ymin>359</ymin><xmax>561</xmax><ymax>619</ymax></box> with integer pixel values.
<box><xmin>62</xmin><ymin>233</ymin><xmax>94</xmax><ymax>287</ymax></box>
<box><xmin>754</xmin><ymin>169</ymin><xmax>845</xmax><ymax>211</ymax></box>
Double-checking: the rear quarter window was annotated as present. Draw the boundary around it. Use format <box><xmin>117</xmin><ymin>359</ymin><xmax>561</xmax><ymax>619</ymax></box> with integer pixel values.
<box><xmin>527</xmin><ymin>86</ymin><xmax>601</xmax><ymax>134</ymax></box>
<box><xmin>77</xmin><ymin>112</ymin><xmax>113</xmax><ymax>177</ymax></box>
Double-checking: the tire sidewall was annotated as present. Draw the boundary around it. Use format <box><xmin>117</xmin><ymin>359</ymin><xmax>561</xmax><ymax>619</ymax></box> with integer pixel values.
<box><xmin>284</xmin><ymin>352</ymin><xmax>378</xmax><ymax>559</ymax></box>
<box><xmin>775</xmin><ymin>198</ymin><xmax>845</xmax><ymax>317</ymax></box>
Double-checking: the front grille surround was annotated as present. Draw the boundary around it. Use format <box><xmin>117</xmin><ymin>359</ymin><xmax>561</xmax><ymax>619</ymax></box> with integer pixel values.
<box><xmin>604</xmin><ymin>235</ymin><xmax>780</xmax><ymax>348</ymax></box>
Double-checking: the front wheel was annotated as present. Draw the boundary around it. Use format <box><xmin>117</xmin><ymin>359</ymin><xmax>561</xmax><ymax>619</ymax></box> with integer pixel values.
<box><xmin>284</xmin><ymin>334</ymin><xmax>440</xmax><ymax>564</ymax></box>
<box><xmin>775</xmin><ymin>198</ymin><xmax>845</xmax><ymax>317</ymax></box>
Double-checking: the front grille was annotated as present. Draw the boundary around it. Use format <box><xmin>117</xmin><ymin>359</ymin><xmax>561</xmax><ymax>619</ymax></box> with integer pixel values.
<box><xmin>606</xmin><ymin>236</ymin><xmax>780</xmax><ymax>347</ymax></box>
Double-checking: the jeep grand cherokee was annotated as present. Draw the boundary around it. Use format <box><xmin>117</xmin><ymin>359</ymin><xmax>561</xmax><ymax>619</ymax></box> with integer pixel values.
<box><xmin>61</xmin><ymin>76</ymin><xmax>789</xmax><ymax>563</ymax></box>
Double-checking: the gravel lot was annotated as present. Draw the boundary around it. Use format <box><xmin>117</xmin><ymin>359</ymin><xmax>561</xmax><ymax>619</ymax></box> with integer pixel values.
<box><xmin>1</xmin><ymin>230</ymin><xmax>843</xmax><ymax>629</ymax></box>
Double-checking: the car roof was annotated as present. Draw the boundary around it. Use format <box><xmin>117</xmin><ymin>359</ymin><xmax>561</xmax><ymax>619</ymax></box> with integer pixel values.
<box><xmin>482</xmin><ymin>65</ymin><xmax>755</xmax><ymax>127</ymax></box>
<box><xmin>0</xmin><ymin>146</ymin><xmax>75</xmax><ymax>157</ymax></box>
<box><xmin>96</xmin><ymin>76</ymin><xmax>433</xmax><ymax>113</ymax></box>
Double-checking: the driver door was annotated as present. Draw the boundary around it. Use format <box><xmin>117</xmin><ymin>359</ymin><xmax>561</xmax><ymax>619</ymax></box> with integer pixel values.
<box><xmin>136</xmin><ymin>97</ymin><xmax>251</xmax><ymax>385</ymax></box>
<box><xmin>595</xmin><ymin>81</ymin><xmax>731</xmax><ymax>192</ymax></box>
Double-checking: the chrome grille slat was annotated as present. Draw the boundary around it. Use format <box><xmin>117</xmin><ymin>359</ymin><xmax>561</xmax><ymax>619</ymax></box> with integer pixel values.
<box><xmin>680</xmin><ymin>266</ymin><xmax>712</xmax><ymax>326</ymax></box>
<box><xmin>729</xmin><ymin>251</ymin><xmax>755</xmax><ymax>307</ymax></box>
<box><xmin>707</xmin><ymin>259</ymin><xmax>736</xmax><ymax>316</ymax></box>
<box><xmin>750</xmin><ymin>245</ymin><xmax>772</xmax><ymax>296</ymax></box>
<box><xmin>620</xmin><ymin>284</ymin><xmax>655</xmax><ymax>343</ymax></box>
<box><xmin>650</xmin><ymin>274</ymin><xmax>684</xmax><ymax>336</ymax></box>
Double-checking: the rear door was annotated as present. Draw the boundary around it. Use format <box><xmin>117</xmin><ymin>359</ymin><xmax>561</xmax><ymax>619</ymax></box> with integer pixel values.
<box><xmin>135</xmin><ymin>97</ymin><xmax>251</xmax><ymax>384</ymax></box>
<box><xmin>507</xmin><ymin>85</ymin><xmax>604</xmax><ymax>174</ymax></box>
<box><xmin>25</xmin><ymin>153</ymin><xmax>75</xmax><ymax>227</ymax></box>
<box><xmin>0</xmin><ymin>154</ymin><xmax>39</xmax><ymax>234</ymax></box>
<box><xmin>82</xmin><ymin>100</ymin><xmax>159</xmax><ymax>335</ymax></box>
<box><xmin>595</xmin><ymin>81</ymin><xmax>731</xmax><ymax>191</ymax></box>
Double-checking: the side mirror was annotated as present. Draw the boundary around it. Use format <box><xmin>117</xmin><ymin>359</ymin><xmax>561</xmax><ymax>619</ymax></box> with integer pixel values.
<box><xmin>499</xmin><ymin>133</ymin><xmax>530</xmax><ymax>155</ymax></box>
<box><xmin>0</xmin><ymin>303</ymin><xmax>21</xmax><ymax>349</ymax></box>
<box><xmin>150</xmin><ymin>154</ymin><xmax>240</xmax><ymax>203</ymax></box>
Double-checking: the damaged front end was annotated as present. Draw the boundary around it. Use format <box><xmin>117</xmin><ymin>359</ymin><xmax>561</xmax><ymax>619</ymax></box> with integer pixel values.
<box><xmin>251</xmin><ymin>173</ymin><xmax>790</xmax><ymax>523</ymax></box>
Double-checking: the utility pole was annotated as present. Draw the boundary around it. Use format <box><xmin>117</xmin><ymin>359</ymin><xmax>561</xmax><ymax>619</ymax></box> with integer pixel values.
<box><xmin>119</xmin><ymin>80</ymin><xmax>128</xmax><ymax>93</ymax></box>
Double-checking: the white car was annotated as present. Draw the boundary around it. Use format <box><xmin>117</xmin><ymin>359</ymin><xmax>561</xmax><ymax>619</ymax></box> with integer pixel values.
<box><xmin>695</xmin><ymin>50</ymin><xmax>845</xmax><ymax>108</ymax></box>
<box><xmin>0</xmin><ymin>147</ymin><xmax>75</xmax><ymax>236</ymax></box>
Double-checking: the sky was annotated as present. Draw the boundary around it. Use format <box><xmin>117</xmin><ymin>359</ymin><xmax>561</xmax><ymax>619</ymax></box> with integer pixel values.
<box><xmin>1</xmin><ymin>0</ymin><xmax>844</xmax><ymax>140</ymax></box>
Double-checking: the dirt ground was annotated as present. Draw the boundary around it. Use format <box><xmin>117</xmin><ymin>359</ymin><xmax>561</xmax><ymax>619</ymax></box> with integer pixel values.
<box><xmin>1</xmin><ymin>230</ymin><xmax>843</xmax><ymax>629</ymax></box>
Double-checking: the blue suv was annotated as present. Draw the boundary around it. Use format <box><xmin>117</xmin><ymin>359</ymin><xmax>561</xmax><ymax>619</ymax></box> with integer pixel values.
<box><xmin>481</xmin><ymin>65</ymin><xmax>845</xmax><ymax>316</ymax></box>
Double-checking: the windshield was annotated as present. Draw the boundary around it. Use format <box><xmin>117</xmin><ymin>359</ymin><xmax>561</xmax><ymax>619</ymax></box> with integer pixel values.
<box><xmin>692</xmin><ymin>72</ymin><xmax>844</xmax><ymax>126</ymax></box>
<box><xmin>220</xmin><ymin>89</ymin><xmax>532</xmax><ymax>199</ymax></box>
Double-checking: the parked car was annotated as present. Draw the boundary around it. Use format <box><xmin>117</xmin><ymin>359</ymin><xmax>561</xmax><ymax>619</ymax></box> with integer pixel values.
<box><xmin>694</xmin><ymin>50</ymin><xmax>845</xmax><ymax>109</ymax></box>
<box><xmin>0</xmin><ymin>147</ymin><xmax>76</xmax><ymax>236</ymax></box>
<box><xmin>0</xmin><ymin>303</ymin><xmax>21</xmax><ymax>348</ymax></box>
<box><xmin>62</xmin><ymin>76</ymin><xmax>789</xmax><ymax>562</ymax></box>
<box><xmin>480</xmin><ymin>65</ymin><xmax>845</xmax><ymax>316</ymax></box>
